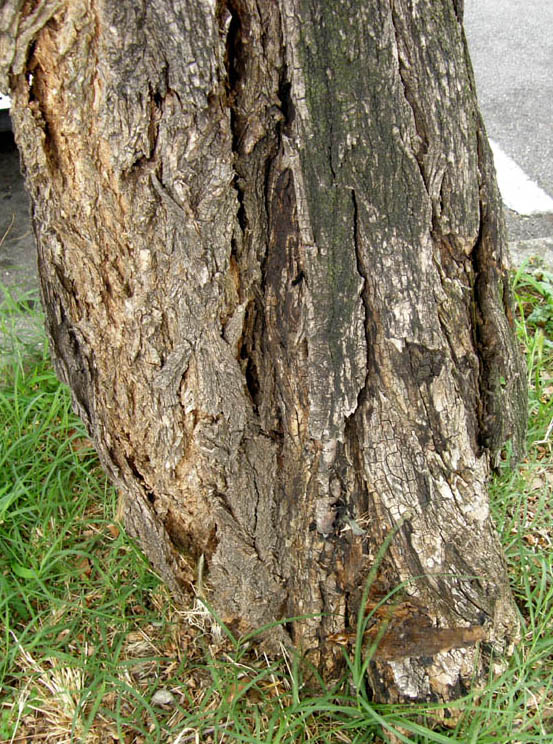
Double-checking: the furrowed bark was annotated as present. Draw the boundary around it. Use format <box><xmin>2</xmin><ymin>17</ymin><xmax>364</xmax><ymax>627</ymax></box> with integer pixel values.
<box><xmin>2</xmin><ymin>0</ymin><xmax>526</xmax><ymax>705</ymax></box>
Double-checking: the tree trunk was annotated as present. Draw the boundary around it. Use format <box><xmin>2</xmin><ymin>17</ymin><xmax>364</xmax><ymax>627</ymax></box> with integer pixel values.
<box><xmin>1</xmin><ymin>0</ymin><xmax>526</xmax><ymax>704</ymax></box>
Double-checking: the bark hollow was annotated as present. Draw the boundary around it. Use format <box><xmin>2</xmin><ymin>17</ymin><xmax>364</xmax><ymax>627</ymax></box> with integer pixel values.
<box><xmin>1</xmin><ymin>0</ymin><xmax>526</xmax><ymax>704</ymax></box>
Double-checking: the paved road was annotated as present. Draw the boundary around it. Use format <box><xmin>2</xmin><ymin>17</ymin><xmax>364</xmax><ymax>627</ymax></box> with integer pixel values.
<box><xmin>464</xmin><ymin>0</ymin><xmax>553</xmax><ymax>263</ymax></box>
<box><xmin>465</xmin><ymin>0</ymin><xmax>553</xmax><ymax>199</ymax></box>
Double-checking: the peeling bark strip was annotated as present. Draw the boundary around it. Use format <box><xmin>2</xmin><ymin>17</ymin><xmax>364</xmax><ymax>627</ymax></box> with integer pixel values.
<box><xmin>2</xmin><ymin>0</ymin><xmax>526</xmax><ymax>704</ymax></box>
<box><xmin>330</xmin><ymin>621</ymin><xmax>486</xmax><ymax>661</ymax></box>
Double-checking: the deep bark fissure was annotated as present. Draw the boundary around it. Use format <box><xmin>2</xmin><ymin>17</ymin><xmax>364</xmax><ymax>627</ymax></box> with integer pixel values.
<box><xmin>125</xmin><ymin>455</ymin><xmax>157</xmax><ymax>504</ymax></box>
<box><xmin>470</xmin><ymin>196</ymin><xmax>490</xmax><ymax>453</ymax></box>
<box><xmin>471</xmin><ymin>127</ymin><xmax>526</xmax><ymax>462</ymax></box>
<box><xmin>277</xmin><ymin>75</ymin><xmax>295</xmax><ymax>134</ymax></box>
<box><xmin>452</xmin><ymin>0</ymin><xmax>464</xmax><ymax>24</ymax></box>
<box><xmin>223</xmin><ymin>1</ymin><xmax>249</xmax><ymax>233</ymax></box>
<box><xmin>342</xmin><ymin>189</ymin><xmax>374</xmax><ymax>636</ymax></box>
<box><xmin>389</xmin><ymin>3</ymin><xmax>430</xmax><ymax>193</ymax></box>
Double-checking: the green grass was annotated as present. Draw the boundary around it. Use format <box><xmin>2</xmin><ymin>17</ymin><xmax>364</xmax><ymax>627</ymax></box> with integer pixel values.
<box><xmin>1</xmin><ymin>264</ymin><xmax>553</xmax><ymax>743</ymax></box>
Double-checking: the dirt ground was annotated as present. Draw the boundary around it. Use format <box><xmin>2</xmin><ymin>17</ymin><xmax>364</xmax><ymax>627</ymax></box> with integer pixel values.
<box><xmin>0</xmin><ymin>129</ymin><xmax>38</xmax><ymax>302</ymax></box>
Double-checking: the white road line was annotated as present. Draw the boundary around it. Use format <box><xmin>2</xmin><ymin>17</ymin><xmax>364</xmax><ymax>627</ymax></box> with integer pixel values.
<box><xmin>489</xmin><ymin>138</ymin><xmax>553</xmax><ymax>215</ymax></box>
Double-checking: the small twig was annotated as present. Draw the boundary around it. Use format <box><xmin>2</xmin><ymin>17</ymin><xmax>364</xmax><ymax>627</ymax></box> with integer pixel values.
<box><xmin>10</xmin><ymin>229</ymin><xmax>32</xmax><ymax>244</ymax></box>
<box><xmin>534</xmin><ymin>415</ymin><xmax>553</xmax><ymax>445</ymax></box>
<box><xmin>0</xmin><ymin>214</ymin><xmax>15</xmax><ymax>250</ymax></box>
<box><xmin>172</xmin><ymin>720</ymin><xmax>233</xmax><ymax>744</ymax></box>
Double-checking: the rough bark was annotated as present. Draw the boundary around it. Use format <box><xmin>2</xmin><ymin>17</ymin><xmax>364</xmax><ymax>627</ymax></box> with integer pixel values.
<box><xmin>1</xmin><ymin>0</ymin><xmax>526</xmax><ymax>704</ymax></box>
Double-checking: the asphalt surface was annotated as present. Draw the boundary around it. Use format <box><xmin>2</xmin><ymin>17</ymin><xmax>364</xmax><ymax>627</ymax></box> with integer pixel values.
<box><xmin>465</xmin><ymin>0</ymin><xmax>553</xmax><ymax>198</ymax></box>
<box><xmin>464</xmin><ymin>0</ymin><xmax>553</xmax><ymax>265</ymax></box>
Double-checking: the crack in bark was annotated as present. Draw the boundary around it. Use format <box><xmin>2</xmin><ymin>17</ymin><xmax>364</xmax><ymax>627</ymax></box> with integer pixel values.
<box><xmin>221</xmin><ymin>0</ymin><xmax>250</xmax><ymax>234</ymax></box>
<box><xmin>452</xmin><ymin>0</ymin><xmax>464</xmax><ymax>23</ymax></box>
<box><xmin>1</xmin><ymin>0</ymin><xmax>63</xmax><ymax>89</ymax></box>
<box><xmin>347</xmin><ymin>187</ymin><xmax>372</xmax><ymax>414</ymax></box>
<box><xmin>125</xmin><ymin>455</ymin><xmax>156</xmax><ymax>504</ymax></box>
<box><xmin>277</xmin><ymin>76</ymin><xmax>295</xmax><ymax>135</ymax></box>
<box><xmin>469</xmin><ymin>196</ymin><xmax>488</xmax><ymax>455</ymax></box>
<box><xmin>471</xmin><ymin>127</ymin><xmax>526</xmax><ymax>463</ymax></box>
<box><xmin>389</xmin><ymin>1</ymin><xmax>430</xmax><ymax>195</ymax></box>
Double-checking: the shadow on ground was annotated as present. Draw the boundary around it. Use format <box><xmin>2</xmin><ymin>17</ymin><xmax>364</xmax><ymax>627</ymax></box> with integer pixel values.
<box><xmin>0</xmin><ymin>129</ymin><xmax>37</xmax><ymax>301</ymax></box>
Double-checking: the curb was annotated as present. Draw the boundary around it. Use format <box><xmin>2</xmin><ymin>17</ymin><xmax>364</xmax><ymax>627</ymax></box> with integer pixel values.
<box><xmin>508</xmin><ymin>237</ymin><xmax>553</xmax><ymax>271</ymax></box>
